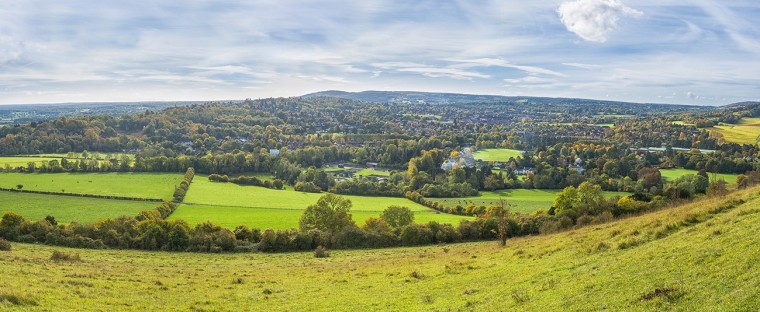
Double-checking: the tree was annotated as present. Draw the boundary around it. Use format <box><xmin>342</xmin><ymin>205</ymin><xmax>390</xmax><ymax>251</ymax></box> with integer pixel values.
<box><xmin>299</xmin><ymin>193</ymin><xmax>355</xmax><ymax>233</ymax></box>
<box><xmin>484</xmin><ymin>200</ymin><xmax>511</xmax><ymax>246</ymax></box>
<box><xmin>380</xmin><ymin>206</ymin><xmax>414</xmax><ymax>228</ymax></box>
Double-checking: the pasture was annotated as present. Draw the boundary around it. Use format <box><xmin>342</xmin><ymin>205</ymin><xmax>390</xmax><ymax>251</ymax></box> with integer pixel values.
<box><xmin>174</xmin><ymin>176</ymin><xmax>472</xmax><ymax>229</ymax></box>
<box><xmin>471</xmin><ymin>148</ymin><xmax>524</xmax><ymax>162</ymax></box>
<box><xmin>709</xmin><ymin>117</ymin><xmax>760</xmax><ymax>145</ymax></box>
<box><xmin>2</xmin><ymin>187</ymin><xmax>758</xmax><ymax>310</ymax></box>
<box><xmin>429</xmin><ymin>189</ymin><xmax>630</xmax><ymax>214</ymax></box>
<box><xmin>660</xmin><ymin>168</ymin><xmax>739</xmax><ymax>185</ymax></box>
<box><xmin>0</xmin><ymin>157</ymin><xmax>64</xmax><ymax>169</ymax></box>
<box><xmin>171</xmin><ymin>204</ymin><xmax>471</xmax><ymax>230</ymax></box>
<box><xmin>0</xmin><ymin>191</ymin><xmax>156</xmax><ymax>224</ymax></box>
<box><xmin>0</xmin><ymin>172</ymin><xmax>184</xmax><ymax>200</ymax></box>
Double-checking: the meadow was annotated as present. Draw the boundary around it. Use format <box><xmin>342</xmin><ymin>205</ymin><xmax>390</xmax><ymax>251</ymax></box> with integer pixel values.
<box><xmin>322</xmin><ymin>166</ymin><xmax>391</xmax><ymax>178</ymax></box>
<box><xmin>660</xmin><ymin>168</ymin><xmax>739</xmax><ymax>185</ymax></box>
<box><xmin>471</xmin><ymin>148</ymin><xmax>524</xmax><ymax>162</ymax></box>
<box><xmin>0</xmin><ymin>191</ymin><xmax>156</xmax><ymax>224</ymax></box>
<box><xmin>171</xmin><ymin>204</ymin><xmax>471</xmax><ymax>229</ymax></box>
<box><xmin>2</xmin><ymin>186</ymin><xmax>758</xmax><ymax>311</ymax></box>
<box><xmin>0</xmin><ymin>157</ymin><xmax>65</xmax><ymax>169</ymax></box>
<box><xmin>0</xmin><ymin>172</ymin><xmax>184</xmax><ymax>200</ymax></box>
<box><xmin>429</xmin><ymin>189</ymin><xmax>630</xmax><ymax>214</ymax></box>
<box><xmin>174</xmin><ymin>176</ymin><xmax>473</xmax><ymax>229</ymax></box>
<box><xmin>709</xmin><ymin>117</ymin><xmax>760</xmax><ymax>145</ymax></box>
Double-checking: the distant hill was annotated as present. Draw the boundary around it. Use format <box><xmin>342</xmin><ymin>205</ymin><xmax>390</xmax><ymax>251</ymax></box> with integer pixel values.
<box><xmin>303</xmin><ymin>90</ymin><xmax>705</xmax><ymax>108</ymax></box>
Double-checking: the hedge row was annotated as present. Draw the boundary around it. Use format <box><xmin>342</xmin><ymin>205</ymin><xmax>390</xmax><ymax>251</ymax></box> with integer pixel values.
<box><xmin>172</xmin><ymin>168</ymin><xmax>195</xmax><ymax>203</ymax></box>
<box><xmin>208</xmin><ymin>173</ymin><xmax>284</xmax><ymax>190</ymax></box>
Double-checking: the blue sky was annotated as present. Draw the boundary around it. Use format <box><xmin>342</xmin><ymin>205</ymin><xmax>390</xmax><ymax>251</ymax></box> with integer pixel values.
<box><xmin>1</xmin><ymin>0</ymin><xmax>758</xmax><ymax>105</ymax></box>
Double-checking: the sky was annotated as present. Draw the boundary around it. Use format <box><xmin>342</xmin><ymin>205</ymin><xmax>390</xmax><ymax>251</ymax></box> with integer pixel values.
<box><xmin>1</xmin><ymin>0</ymin><xmax>758</xmax><ymax>106</ymax></box>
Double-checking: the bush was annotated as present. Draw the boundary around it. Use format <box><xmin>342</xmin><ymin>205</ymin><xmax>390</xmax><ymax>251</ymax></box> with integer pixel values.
<box><xmin>294</xmin><ymin>181</ymin><xmax>322</xmax><ymax>193</ymax></box>
<box><xmin>0</xmin><ymin>238</ymin><xmax>11</xmax><ymax>251</ymax></box>
<box><xmin>50</xmin><ymin>250</ymin><xmax>81</xmax><ymax>262</ymax></box>
<box><xmin>314</xmin><ymin>245</ymin><xmax>330</xmax><ymax>258</ymax></box>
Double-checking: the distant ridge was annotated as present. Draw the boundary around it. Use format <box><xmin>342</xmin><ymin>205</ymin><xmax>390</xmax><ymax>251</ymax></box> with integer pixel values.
<box><xmin>302</xmin><ymin>90</ymin><xmax>705</xmax><ymax>108</ymax></box>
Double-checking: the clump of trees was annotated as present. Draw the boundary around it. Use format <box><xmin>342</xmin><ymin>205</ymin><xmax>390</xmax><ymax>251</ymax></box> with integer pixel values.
<box><xmin>208</xmin><ymin>173</ymin><xmax>284</xmax><ymax>190</ymax></box>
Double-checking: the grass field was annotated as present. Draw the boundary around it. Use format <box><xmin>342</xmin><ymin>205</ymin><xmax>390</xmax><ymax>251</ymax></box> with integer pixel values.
<box><xmin>472</xmin><ymin>148</ymin><xmax>524</xmax><ymax>162</ymax></box>
<box><xmin>0</xmin><ymin>172</ymin><xmax>184</xmax><ymax>200</ymax></box>
<box><xmin>429</xmin><ymin>189</ymin><xmax>630</xmax><ymax>214</ymax></box>
<box><xmin>709</xmin><ymin>117</ymin><xmax>760</xmax><ymax>145</ymax></box>
<box><xmin>172</xmin><ymin>204</ymin><xmax>472</xmax><ymax>229</ymax></box>
<box><xmin>175</xmin><ymin>176</ymin><xmax>472</xmax><ymax>229</ymax></box>
<box><xmin>0</xmin><ymin>157</ymin><xmax>65</xmax><ymax>169</ymax></box>
<box><xmin>2</xmin><ymin>187</ymin><xmax>758</xmax><ymax>310</ymax></box>
<box><xmin>660</xmin><ymin>168</ymin><xmax>739</xmax><ymax>185</ymax></box>
<box><xmin>0</xmin><ymin>191</ymin><xmax>156</xmax><ymax>224</ymax></box>
<box><xmin>322</xmin><ymin>166</ymin><xmax>391</xmax><ymax>178</ymax></box>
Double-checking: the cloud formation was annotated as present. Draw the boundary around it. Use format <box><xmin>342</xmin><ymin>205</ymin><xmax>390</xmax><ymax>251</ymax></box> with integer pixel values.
<box><xmin>0</xmin><ymin>1</ymin><xmax>757</xmax><ymax>105</ymax></box>
<box><xmin>558</xmin><ymin>0</ymin><xmax>643</xmax><ymax>42</ymax></box>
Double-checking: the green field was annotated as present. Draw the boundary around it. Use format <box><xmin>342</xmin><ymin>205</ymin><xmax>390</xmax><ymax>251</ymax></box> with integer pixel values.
<box><xmin>172</xmin><ymin>204</ymin><xmax>471</xmax><ymax>229</ymax></box>
<box><xmin>709</xmin><ymin>117</ymin><xmax>760</xmax><ymax>145</ymax></box>
<box><xmin>2</xmin><ymin>187</ymin><xmax>758</xmax><ymax>310</ymax></box>
<box><xmin>0</xmin><ymin>172</ymin><xmax>184</xmax><ymax>200</ymax></box>
<box><xmin>429</xmin><ymin>189</ymin><xmax>630</xmax><ymax>214</ymax></box>
<box><xmin>660</xmin><ymin>168</ymin><xmax>739</xmax><ymax>185</ymax></box>
<box><xmin>323</xmin><ymin>166</ymin><xmax>391</xmax><ymax>178</ymax></box>
<box><xmin>0</xmin><ymin>191</ymin><xmax>156</xmax><ymax>224</ymax></box>
<box><xmin>174</xmin><ymin>176</ymin><xmax>472</xmax><ymax>229</ymax></box>
<box><xmin>471</xmin><ymin>148</ymin><xmax>524</xmax><ymax>162</ymax></box>
<box><xmin>0</xmin><ymin>157</ymin><xmax>65</xmax><ymax>169</ymax></box>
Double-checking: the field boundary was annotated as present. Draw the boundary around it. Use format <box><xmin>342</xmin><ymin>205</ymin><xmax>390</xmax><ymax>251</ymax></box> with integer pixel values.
<box><xmin>0</xmin><ymin>187</ymin><xmax>162</xmax><ymax>202</ymax></box>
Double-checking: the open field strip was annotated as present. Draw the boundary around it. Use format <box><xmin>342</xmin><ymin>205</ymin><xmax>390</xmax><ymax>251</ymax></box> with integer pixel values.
<box><xmin>0</xmin><ymin>191</ymin><xmax>156</xmax><ymax>224</ymax></box>
<box><xmin>709</xmin><ymin>117</ymin><xmax>760</xmax><ymax>145</ymax></box>
<box><xmin>2</xmin><ymin>187</ymin><xmax>758</xmax><ymax>310</ymax></box>
<box><xmin>471</xmin><ymin>148</ymin><xmax>524</xmax><ymax>161</ymax></box>
<box><xmin>0</xmin><ymin>172</ymin><xmax>184</xmax><ymax>200</ymax></box>
<box><xmin>172</xmin><ymin>176</ymin><xmax>473</xmax><ymax>229</ymax></box>
<box><xmin>429</xmin><ymin>189</ymin><xmax>630</xmax><ymax>214</ymax></box>
<box><xmin>660</xmin><ymin>168</ymin><xmax>739</xmax><ymax>185</ymax></box>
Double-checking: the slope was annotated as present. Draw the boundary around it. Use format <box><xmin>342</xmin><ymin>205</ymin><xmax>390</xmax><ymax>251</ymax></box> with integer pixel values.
<box><xmin>1</xmin><ymin>187</ymin><xmax>758</xmax><ymax>311</ymax></box>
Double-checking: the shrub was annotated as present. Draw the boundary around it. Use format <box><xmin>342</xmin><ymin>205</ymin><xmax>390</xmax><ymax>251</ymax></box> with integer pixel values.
<box><xmin>294</xmin><ymin>181</ymin><xmax>322</xmax><ymax>193</ymax></box>
<box><xmin>400</xmin><ymin>224</ymin><xmax>433</xmax><ymax>246</ymax></box>
<box><xmin>50</xmin><ymin>250</ymin><xmax>81</xmax><ymax>262</ymax></box>
<box><xmin>0</xmin><ymin>238</ymin><xmax>11</xmax><ymax>251</ymax></box>
<box><xmin>314</xmin><ymin>245</ymin><xmax>330</xmax><ymax>258</ymax></box>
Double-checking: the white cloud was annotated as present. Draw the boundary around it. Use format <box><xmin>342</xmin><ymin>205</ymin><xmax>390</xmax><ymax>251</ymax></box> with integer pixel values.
<box><xmin>562</xmin><ymin>62</ymin><xmax>602</xmax><ymax>69</ymax></box>
<box><xmin>557</xmin><ymin>0</ymin><xmax>643</xmax><ymax>42</ymax></box>
<box><xmin>449</xmin><ymin>58</ymin><xmax>566</xmax><ymax>77</ymax></box>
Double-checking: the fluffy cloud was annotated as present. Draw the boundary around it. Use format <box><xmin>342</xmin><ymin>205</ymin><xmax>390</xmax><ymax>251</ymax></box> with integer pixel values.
<box><xmin>557</xmin><ymin>0</ymin><xmax>643</xmax><ymax>42</ymax></box>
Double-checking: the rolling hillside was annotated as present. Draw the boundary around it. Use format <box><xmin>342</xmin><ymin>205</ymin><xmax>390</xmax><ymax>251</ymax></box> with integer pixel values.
<box><xmin>2</xmin><ymin>186</ymin><xmax>758</xmax><ymax>310</ymax></box>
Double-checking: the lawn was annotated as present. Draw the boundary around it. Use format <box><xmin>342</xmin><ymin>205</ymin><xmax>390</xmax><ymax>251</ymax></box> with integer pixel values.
<box><xmin>471</xmin><ymin>148</ymin><xmax>524</xmax><ymax>162</ymax></box>
<box><xmin>660</xmin><ymin>168</ymin><xmax>739</xmax><ymax>185</ymax></box>
<box><xmin>2</xmin><ymin>187</ymin><xmax>758</xmax><ymax>310</ymax></box>
<box><xmin>174</xmin><ymin>176</ymin><xmax>472</xmax><ymax>229</ymax></box>
<box><xmin>0</xmin><ymin>172</ymin><xmax>184</xmax><ymax>200</ymax></box>
<box><xmin>708</xmin><ymin>117</ymin><xmax>760</xmax><ymax>145</ymax></box>
<box><xmin>0</xmin><ymin>191</ymin><xmax>156</xmax><ymax>224</ymax></box>
<box><xmin>429</xmin><ymin>189</ymin><xmax>630</xmax><ymax>214</ymax></box>
<box><xmin>322</xmin><ymin>166</ymin><xmax>391</xmax><ymax>178</ymax></box>
<box><xmin>171</xmin><ymin>204</ymin><xmax>471</xmax><ymax>229</ymax></box>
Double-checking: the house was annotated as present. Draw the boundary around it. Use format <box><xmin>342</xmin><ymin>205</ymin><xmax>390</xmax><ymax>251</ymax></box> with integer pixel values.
<box><xmin>514</xmin><ymin>167</ymin><xmax>535</xmax><ymax>175</ymax></box>
<box><xmin>568</xmin><ymin>165</ymin><xmax>585</xmax><ymax>174</ymax></box>
<box><xmin>366</xmin><ymin>162</ymin><xmax>379</xmax><ymax>168</ymax></box>
<box><xmin>269</xmin><ymin>149</ymin><xmax>280</xmax><ymax>157</ymax></box>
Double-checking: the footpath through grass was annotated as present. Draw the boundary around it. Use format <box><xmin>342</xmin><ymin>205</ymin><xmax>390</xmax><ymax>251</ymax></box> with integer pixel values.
<box><xmin>2</xmin><ymin>187</ymin><xmax>759</xmax><ymax>310</ymax></box>
<box><xmin>0</xmin><ymin>172</ymin><xmax>184</xmax><ymax>200</ymax></box>
<box><xmin>0</xmin><ymin>191</ymin><xmax>156</xmax><ymax>224</ymax></box>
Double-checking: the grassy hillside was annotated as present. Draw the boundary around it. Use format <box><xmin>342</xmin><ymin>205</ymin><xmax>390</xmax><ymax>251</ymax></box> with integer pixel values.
<box><xmin>2</xmin><ymin>187</ymin><xmax>758</xmax><ymax>310</ymax></box>
<box><xmin>0</xmin><ymin>191</ymin><xmax>156</xmax><ymax>224</ymax></box>
<box><xmin>0</xmin><ymin>172</ymin><xmax>184</xmax><ymax>200</ymax></box>
<box><xmin>709</xmin><ymin>117</ymin><xmax>760</xmax><ymax>145</ymax></box>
